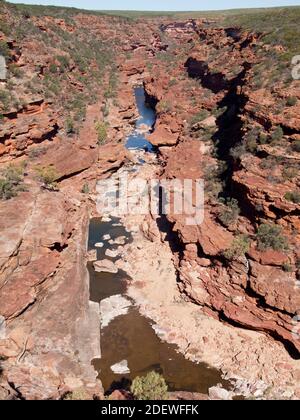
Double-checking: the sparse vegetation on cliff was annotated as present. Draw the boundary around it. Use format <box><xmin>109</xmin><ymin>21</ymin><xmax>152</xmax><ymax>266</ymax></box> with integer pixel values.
<box><xmin>81</xmin><ymin>183</ymin><xmax>90</xmax><ymax>194</ymax></box>
<box><xmin>157</xmin><ymin>100</ymin><xmax>172</xmax><ymax>114</ymax></box>
<box><xmin>256</xmin><ymin>223</ymin><xmax>289</xmax><ymax>252</ymax></box>
<box><xmin>224</xmin><ymin>235</ymin><xmax>250</xmax><ymax>260</ymax></box>
<box><xmin>0</xmin><ymin>0</ymin><xmax>119</xmax><ymax>136</ymax></box>
<box><xmin>0</xmin><ymin>163</ymin><xmax>27</xmax><ymax>200</ymax></box>
<box><xmin>95</xmin><ymin>121</ymin><xmax>108</xmax><ymax>145</ymax></box>
<box><xmin>35</xmin><ymin>165</ymin><xmax>59</xmax><ymax>190</ymax></box>
<box><xmin>218</xmin><ymin>198</ymin><xmax>240</xmax><ymax>227</ymax></box>
<box><xmin>286</xmin><ymin>96</ymin><xmax>297</xmax><ymax>107</ymax></box>
<box><xmin>284</xmin><ymin>191</ymin><xmax>300</xmax><ymax>204</ymax></box>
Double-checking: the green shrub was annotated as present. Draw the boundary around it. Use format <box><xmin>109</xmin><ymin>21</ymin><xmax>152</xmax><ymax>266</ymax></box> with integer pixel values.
<box><xmin>157</xmin><ymin>100</ymin><xmax>171</xmax><ymax>114</ymax></box>
<box><xmin>286</xmin><ymin>96</ymin><xmax>297</xmax><ymax>107</ymax></box>
<box><xmin>230</xmin><ymin>143</ymin><xmax>247</xmax><ymax>161</ymax></box>
<box><xmin>259</xmin><ymin>156</ymin><xmax>275</xmax><ymax>170</ymax></box>
<box><xmin>256</xmin><ymin>223</ymin><xmax>289</xmax><ymax>251</ymax></box>
<box><xmin>81</xmin><ymin>183</ymin><xmax>89</xmax><ymax>194</ymax></box>
<box><xmin>292</xmin><ymin>140</ymin><xmax>300</xmax><ymax>153</ymax></box>
<box><xmin>282</xmin><ymin>166</ymin><xmax>298</xmax><ymax>180</ymax></box>
<box><xmin>49</xmin><ymin>63</ymin><xmax>57</xmax><ymax>74</ymax></box>
<box><xmin>8</xmin><ymin>63</ymin><xmax>24</xmax><ymax>78</ymax></box>
<box><xmin>270</xmin><ymin>126</ymin><xmax>284</xmax><ymax>143</ymax></box>
<box><xmin>35</xmin><ymin>165</ymin><xmax>59</xmax><ymax>190</ymax></box>
<box><xmin>28</xmin><ymin>145</ymin><xmax>47</xmax><ymax>159</ymax></box>
<box><xmin>218</xmin><ymin>198</ymin><xmax>240</xmax><ymax>227</ymax></box>
<box><xmin>204</xmin><ymin>165</ymin><xmax>224</xmax><ymax>200</ymax></box>
<box><xmin>189</xmin><ymin>109</ymin><xmax>209</xmax><ymax>127</ymax></box>
<box><xmin>0</xmin><ymin>163</ymin><xmax>26</xmax><ymax>200</ymax></box>
<box><xmin>56</xmin><ymin>54</ymin><xmax>70</xmax><ymax>71</ymax></box>
<box><xmin>65</xmin><ymin>117</ymin><xmax>75</xmax><ymax>135</ymax></box>
<box><xmin>258</xmin><ymin>132</ymin><xmax>268</xmax><ymax>144</ymax></box>
<box><xmin>0</xmin><ymin>40</ymin><xmax>9</xmax><ymax>59</ymax></box>
<box><xmin>0</xmin><ymin>89</ymin><xmax>10</xmax><ymax>111</ymax></box>
<box><xmin>244</xmin><ymin>127</ymin><xmax>260</xmax><ymax>153</ymax></box>
<box><xmin>223</xmin><ymin>235</ymin><xmax>250</xmax><ymax>260</ymax></box>
<box><xmin>95</xmin><ymin>121</ymin><xmax>107</xmax><ymax>145</ymax></box>
<box><xmin>101</xmin><ymin>102</ymin><xmax>109</xmax><ymax>117</ymax></box>
<box><xmin>64</xmin><ymin>388</ymin><xmax>89</xmax><ymax>400</ymax></box>
<box><xmin>131</xmin><ymin>371</ymin><xmax>168</xmax><ymax>401</ymax></box>
<box><xmin>284</xmin><ymin>191</ymin><xmax>300</xmax><ymax>204</ymax></box>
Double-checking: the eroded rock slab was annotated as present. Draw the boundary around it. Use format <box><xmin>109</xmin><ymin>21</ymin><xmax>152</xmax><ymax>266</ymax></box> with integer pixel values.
<box><xmin>100</xmin><ymin>295</ymin><xmax>132</xmax><ymax>328</ymax></box>
<box><xmin>110</xmin><ymin>360</ymin><xmax>130</xmax><ymax>375</ymax></box>
<box><xmin>93</xmin><ymin>259</ymin><xmax>118</xmax><ymax>274</ymax></box>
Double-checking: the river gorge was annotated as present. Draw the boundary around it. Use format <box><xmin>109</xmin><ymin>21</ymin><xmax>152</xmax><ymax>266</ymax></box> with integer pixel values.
<box><xmin>0</xmin><ymin>3</ymin><xmax>299</xmax><ymax>400</ymax></box>
<box><xmin>87</xmin><ymin>87</ymin><xmax>229</xmax><ymax>396</ymax></box>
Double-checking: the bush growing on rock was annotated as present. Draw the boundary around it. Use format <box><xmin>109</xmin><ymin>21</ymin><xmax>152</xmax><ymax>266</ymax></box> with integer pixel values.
<box><xmin>223</xmin><ymin>234</ymin><xmax>250</xmax><ymax>260</ymax></box>
<box><xmin>157</xmin><ymin>100</ymin><xmax>171</xmax><ymax>114</ymax></box>
<box><xmin>35</xmin><ymin>165</ymin><xmax>59</xmax><ymax>190</ymax></box>
<box><xmin>65</xmin><ymin>117</ymin><xmax>75</xmax><ymax>135</ymax></box>
<box><xmin>8</xmin><ymin>63</ymin><xmax>24</xmax><ymax>78</ymax></box>
<box><xmin>270</xmin><ymin>126</ymin><xmax>284</xmax><ymax>144</ymax></box>
<box><xmin>0</xmin><ymin>89</ymin><xmax>11</xmax><ymax>111</ymax></box>
<box><xmin>95</xmin><ymin>121</ymin><xmax>108</xmax><ymax>145</ymax></box>
<box><xmin>256</xmin><ymin>223</ymin><xmax>289</xmax><ymax>252</ymax></box>
<box><xmin>56</xmin><ymin>55</ymin><xmax>70</xmax><ymax>72</ymax></box>
<box><xmin>218</xmin><ymin>198</ymin><xmax>240</xmax><ymax>227</ymax></box>
<box><xmin>189</xmin><ymin>109</ymin><xmax>209</xmax><ymax>127</ymax></box>
<box><xmin>286</xmin><ymin>96</ymin><xmax>297</xmax><ymax>106</ymax></box>
<box><xmin>0</xmin><ymin>40</ymin><xmax>9</xmax><ymax>59</ymax></box>
<box><xmin>101</xmin><ymin>101</ymin><xmax>109</xmax><ymax>118</ymax></box>
<box><xmin>0</xmin><ymin>163</ymin><xmax>27</xmax><ymax>200</ymax></box>
<box><xmin>284</xmin><ymin>190</ymin><xmax>300</xmax><ymax>204</ymax></box>
<box><xmin>244</xmin><ymin>127</ymin><xmax>260</xmax><ymax>153</ymax></box>
<box><xmin>131</xmin><ymin>371</ymin><xmax>168</xmax><ymax>400</ymax></box>
<box><xmin>282</xmin><ymin>166</ymin><xmax>298</xmax><ymax>180</ymax></box>
<box><xmin>81</xmin><ymin>183</ymin><xmax>89</xmax><ymax>194</ymax></box>
<box><xmin>204</xmin><ymin>163</ymin><xmax>226</xmax><ymax>200</ymax></box>
<box><xmin>292</xmin><ymin>140</ymin><xmax>300</xmax><ymax>153</ymax></box>
<box><xmin>64</xmin><ymin>388</ymin><xmax>90</xmax><ymax>400</ymax></box>
<box><xmin>230</xmin><ymin>143</ymin><xmax>247</xmax><ymax>161</ymax></box>
<box><xmin>49</xmin><ymin>63</ymin><xmax>57</xmax><ymax>74</ymax></box>
<box><xmin>258</xmin><ymin>132</ymin><xmax>268</xmax><ymax>144</ymax></box>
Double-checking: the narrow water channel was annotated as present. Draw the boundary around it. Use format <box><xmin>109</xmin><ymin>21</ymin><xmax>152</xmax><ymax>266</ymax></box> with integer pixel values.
<box><xmin>125</xmin><ymin>87</ymin><xmax>156</xmax><ymax>152</ymax></box>
<box><xmin>89</xmin><ymin>86</ymin><xmax>229</xmax><ymax>395</ymax></box>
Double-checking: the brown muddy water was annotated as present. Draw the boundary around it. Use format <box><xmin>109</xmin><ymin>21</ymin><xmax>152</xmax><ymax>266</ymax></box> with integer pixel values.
<box><xmin>88</xmin><ymin>217</ymin><xmax>230</xmax><ymax>395</ymax></box>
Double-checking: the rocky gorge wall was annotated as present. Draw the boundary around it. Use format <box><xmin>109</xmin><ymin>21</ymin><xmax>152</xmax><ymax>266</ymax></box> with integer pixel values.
<box><xmin>0</xmin><ymin>2</ymin><xmax>299</xmax><ymax>399</ymax></box>
<box><xmin>142</xmin><ymin>22</ymin><xmax>300</xmax><ymax>357</ymax></box>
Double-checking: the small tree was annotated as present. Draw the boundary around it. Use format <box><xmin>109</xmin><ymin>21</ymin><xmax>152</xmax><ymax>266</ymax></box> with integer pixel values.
<box><xmin>256</xmin><ymin>223</ymin><xmax>289</xmax><ymax>252</ymax></box>
<box><xmin>284</xmin><ymin>191</ymin><xmax>300</xmax><ymax>204</ymax></box>
<box><xmin>270</xmin><ymin>126</ymin><xmax>284</xmax><ymax>144</ymax></box>
<box><xmin>0</xmin><ymin>163</ymin><xmax>26</xmax><ymax>200</ymax></box>
<box><xmin>223</xmin><ymin>235</ymin><xmax>250</xmax><ymax>260</ymax></box>
<box><xmin>95</xmin><ymin>121</ymin><xmax>107</xmax><ymax>145</ymax></box>
<box><xmin>218</xmin><ymin>198</ymin><xmax>240</xmax><ymax>227</ymax></box>
<box><xmin>35</xmin><ymin>165</ymin><xmax>59</xmax><ymax>190</ymax></box>
<box><xmin>131</xmin><ymin>371</ymin><xmax>168</xmax><ymax>401</ymax></box>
